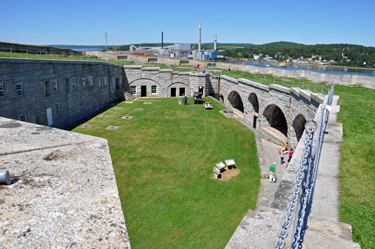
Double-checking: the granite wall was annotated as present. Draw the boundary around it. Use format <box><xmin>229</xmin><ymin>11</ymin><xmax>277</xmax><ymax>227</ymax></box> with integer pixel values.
<box><xmin>0</xmin><ymin>58</ymin><xmax>123</xmax><ymax>129</ymax></box>
<box><xmin>219</xmin><ymin>76</ymin><xmax>324</xmax><ymax>147</ymax></box>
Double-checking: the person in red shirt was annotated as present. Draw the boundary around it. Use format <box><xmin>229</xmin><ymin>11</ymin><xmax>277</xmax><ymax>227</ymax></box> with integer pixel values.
<box><xmin>285</xmin><ymin>142</ymin><xmax>289</xmax><ymax>151</ymax></box>
<box><xmin>197</xmin><ymin>64</ymin><xmax>200</xmax><ymax>70</ymax></box>
<box><xmin>289</xmin><ymin>148</ymin><xmax>294</xmax><ymax>160</ymax></box>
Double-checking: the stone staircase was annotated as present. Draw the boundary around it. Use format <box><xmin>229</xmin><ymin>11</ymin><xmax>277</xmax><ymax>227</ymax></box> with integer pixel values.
<box><xmin>225</xmin><ymin>95</ymin><xmax>361</xmax><ymax>249</ymax></box>
<box><xmin>115</xmin><ymin>86</ymin><xmax>136</xmax><ymax>100</ymax></box>
<box><xmin>124</xmin><ymin>91</ymin><xmax>136</xmax><ymax>100</ymax></box>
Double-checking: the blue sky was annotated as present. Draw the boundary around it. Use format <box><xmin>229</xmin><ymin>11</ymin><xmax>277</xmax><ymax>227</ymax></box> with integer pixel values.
<box><xmin>1</xmin><ymin>0</ymin><xmax>374</xmax><ymax>46</ymax></box>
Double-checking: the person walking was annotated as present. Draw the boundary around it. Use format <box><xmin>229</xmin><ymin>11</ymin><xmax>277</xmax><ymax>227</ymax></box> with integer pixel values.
<box><xmin>288</xmin><ymin>148</ymin><xmax>294</xmax><ymax>161</ymax></box>
<box><xmin>270</xmin><ymin>162</ymin><xmax>276</xmax><ymax>183</ymax></box>
<box><xmin>280</xmin><ymin>150</ymin><xmax>285</xmax><ymax>164</ymax></box>
<box><xmin>178</xmin><ymin>96</ymin><xmax>182</xmax><ymax>105</ymax></box>
<box><xmin>286</xmin><ymin>158</ymin><xmax>291</xmax><ymax>169</ymax></box>
<box><xmin>285</xmin><ymin>142</ymin><xmax>289</xmax><ymax>151</ymax></box>
<box><xmin>197</xmin><ymin>64</ymin><xmax>200</xmax><ymax>71</ymax></box>
<box><xmin>228</xmin><ymin>64</ymin><xmax>231</xmax><ymax>72</ymax></box>
<box><xmin>184</xmin><ymin>94</ymin><xmax>188</xmax><ymax>105</ymax></box>
<box><xmin>278</xmin><ymin>144</ymin><xmax>282</xmax><ymax>152</ymax></box>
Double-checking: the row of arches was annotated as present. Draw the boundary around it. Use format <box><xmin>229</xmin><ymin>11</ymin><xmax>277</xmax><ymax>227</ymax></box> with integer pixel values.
<box><xmin>225</xmin><ymin>90</ymin><xmax>307</xmax><ymax>143</ymax></box>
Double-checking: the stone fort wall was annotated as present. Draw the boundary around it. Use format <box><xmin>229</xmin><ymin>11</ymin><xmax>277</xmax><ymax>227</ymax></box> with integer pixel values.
<box><xmin>88</xmin><ymin>51</ymin><xmax>374</xmax><ymax>90</ymax></box>
<box><xmin>0</xmin><ymin>58</ymin><xmax>124</xmax><ymax>129</ymax></box>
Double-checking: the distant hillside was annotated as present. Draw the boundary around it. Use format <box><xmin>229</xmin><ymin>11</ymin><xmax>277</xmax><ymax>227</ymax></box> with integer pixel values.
<box><xmin>219</xmin><ymin>41</ymin><xmax>375</xmax><ymax>68</ymax></box>
<box><xmin>252</xmin><ymin>41</ymin><xmax>303</xmax><ymax>47</ymax></box>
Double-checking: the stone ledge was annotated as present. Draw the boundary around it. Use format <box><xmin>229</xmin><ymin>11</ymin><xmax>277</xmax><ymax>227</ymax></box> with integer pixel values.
<box><xmin>0</xmin><ymin>117</ymin><xmax>130</xmax><ymax>248</ymax></box>
<box><xmin>269</xmin><ymin>84</ymin><xmax>290</xmax><ymax>94</ymax></box>
<box><xmin>238</xmin><ymin>78</ymin><xmax>269</xmax><ymax>91</ymax></box>
<box><xmin>123</xmin><ymin>65</ymin><xmax>142</xmax><ymax>69</ymax></box>
<box><xmin>141</xmin><ymin>67</ymin><xmax>160</xmax><ymax>71</ymax></box>
<box><xmin>221</xmin><ymin>75</ymin><xmax>238</xmax><ymax>83</ymax></box>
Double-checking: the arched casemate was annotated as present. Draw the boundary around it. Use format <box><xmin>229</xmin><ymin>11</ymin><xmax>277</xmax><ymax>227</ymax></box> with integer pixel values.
<box><xmin>262</xmin><ymin>104</ymin><xmax>288</xmax><ymax>143</ymax></box>
<box><xmin>228</xmin><ymin>91</ymin><xmax>244</xmax><ymax>119</ymax></box>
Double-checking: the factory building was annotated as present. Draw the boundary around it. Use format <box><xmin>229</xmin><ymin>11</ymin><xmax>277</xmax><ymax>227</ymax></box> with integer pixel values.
<box><xmin>108</xmin><ymin>24</ymin><xmax>218</xmax><ymax>60</ymax></box>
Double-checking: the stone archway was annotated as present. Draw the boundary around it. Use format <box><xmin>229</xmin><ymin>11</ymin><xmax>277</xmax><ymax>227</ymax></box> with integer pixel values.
<box><xmin>228</xmin><ymin>91</ymin><xmax>244</xmax><ymax>120</ymax></box>
<box><xmin>292</xmin><ymin>114</ymin><xmax>307</xmax><ymax>142</ymax></box>
<box><xmin>263</xmin><ymin>104</ymin><xmax>288</xmax><ymax>138</ymax></box>
<box><xmin>248</xmin><ymin>92</ymin><xmax>259</xmax><ymax>113</ymax></box>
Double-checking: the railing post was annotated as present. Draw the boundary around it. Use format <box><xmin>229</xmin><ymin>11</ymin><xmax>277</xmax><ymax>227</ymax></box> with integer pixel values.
<box><xmin>11</xmin><ymin>48</ymin><xmax>12</xmax><ymax>58</ymax></box>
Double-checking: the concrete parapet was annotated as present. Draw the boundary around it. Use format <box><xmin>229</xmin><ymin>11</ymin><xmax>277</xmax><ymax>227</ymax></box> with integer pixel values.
<box><xmin>0</xmin><ymin>117</ymin><xmax>131</xmax><ymax>248</ymax></box>
<box><xmin>238</xmin><ymin>78</ymin><xmax>269</xmax><ymax>91</ymax></box>
<box><xmin>269</xmin><ymin>83</ymin><xmax>290</xmax><ymax>94</ymax></box>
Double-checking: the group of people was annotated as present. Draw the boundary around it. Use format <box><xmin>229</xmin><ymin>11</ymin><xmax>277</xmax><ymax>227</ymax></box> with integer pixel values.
<box><xmin>178</xmin><ymin>94</ymin><xmax>188</xmax><ymax>105</ymax></box>
<box><xmin>269</xmin><ymin>142</ymin><xmax>294</xmax><ymax>183</ymax></box>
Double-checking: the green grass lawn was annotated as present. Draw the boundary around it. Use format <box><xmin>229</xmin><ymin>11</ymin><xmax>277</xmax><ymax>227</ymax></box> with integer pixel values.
<box><xmin>0</xmin><ymin>51</ymin><xmax>136</xmax><ymax>65</ymax></box>
<box><xmin>336</xmin><ymin>85</ymin><xmax>375</xmax><ymax>249</ymax></box>
<box><xmin>72</xmin><ymin>98</ymin><xmax>260</xmax><ymax>249</ymax></box>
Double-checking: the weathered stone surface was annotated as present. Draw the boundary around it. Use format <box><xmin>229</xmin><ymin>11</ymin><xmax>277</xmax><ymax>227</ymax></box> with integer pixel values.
<box><xmin>0</xmin><ymin>117</ymin><xmax>130</xmax><ymax>248</ymax></box>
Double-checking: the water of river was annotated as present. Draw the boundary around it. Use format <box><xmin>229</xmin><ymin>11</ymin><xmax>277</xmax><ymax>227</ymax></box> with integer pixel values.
<box><xmin>71</xmin><ymin>48</ymin><xmax>103</xmax><ymax>51</ymax></box>
<box><xmin>229</xmin><ymin>61</ymin><xmax>375</xmax><ymax>78</ymax></box>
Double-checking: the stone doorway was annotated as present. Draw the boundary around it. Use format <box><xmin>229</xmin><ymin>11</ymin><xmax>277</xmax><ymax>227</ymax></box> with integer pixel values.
<box><xmin>171</xmin><ymin>88</ymin><xmax>176</xmax><ymax>97</ymax></box>
<box><xmin>141</xmin><ymin>85</ymin><xmax>147</xmax><ymax>97</ymax></box>
<box><xmin>179</xmin><ymin>88</ymin><xmax>185</xmax><ymax>96</ymax></box>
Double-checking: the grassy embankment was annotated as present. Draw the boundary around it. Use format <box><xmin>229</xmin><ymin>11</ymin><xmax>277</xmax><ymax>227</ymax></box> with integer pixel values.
<box><xmin>73</xmin><ymin>98</ymin><xmax>260</xmax><ymax>249</ymax></box>
<box><xmin>0</xmin><ymin>51</ymin><xmax>136</xmax><ymax>65</ymax></box>
<box><xmin>335</xmin><ymin>85</ymin><xmax>375</xmax><ymax>249</ymax></box>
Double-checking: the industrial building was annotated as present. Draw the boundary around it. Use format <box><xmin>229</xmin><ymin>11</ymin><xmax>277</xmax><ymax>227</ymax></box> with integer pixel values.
<box><xmin>108</xmin><ymin>24</ymin><xmax>218</xmax><ymax>60</ymax></box>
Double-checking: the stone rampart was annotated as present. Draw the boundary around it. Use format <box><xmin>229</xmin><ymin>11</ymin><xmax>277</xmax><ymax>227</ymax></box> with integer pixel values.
<box><xmin>220</xmin><ymin>75</ymin><xmax>325</xmax><ymax>147</ymax></box>
<box><xmin>109</xmin><ymin>54</ymin><xmax>375</xmax><ymax>89</ymax></box>
<box><xmin>0</xmin><ymin>58</ymin><xmax>123</xmax><ymax>129</ymax></box>
<box><xmin>0</xmin><ymin>41</ymin><xmax>81</xmax><ymax>55</ymax></box>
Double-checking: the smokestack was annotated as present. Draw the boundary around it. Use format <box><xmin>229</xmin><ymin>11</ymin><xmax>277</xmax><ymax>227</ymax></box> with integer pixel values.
<box><xmin>162</xmin><ymin>31</ymin><xmax>163</xmax><ymax>49</ymax></box>
<box><xmin>198</xmin><ymin>23</ymin><xmax>201</xmax><ymax>53</ymax></box>
<box><xmin>214</xmin><ymin>35</ymin><xmax>217</xmax><ymax>51</ymax></box>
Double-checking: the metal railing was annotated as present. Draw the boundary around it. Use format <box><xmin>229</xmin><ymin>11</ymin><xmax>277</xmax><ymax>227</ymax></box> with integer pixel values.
<box><xmin>274</xmin><ymin>85</ymin><xmax>335</xmax><ymax>248</ymax></box>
